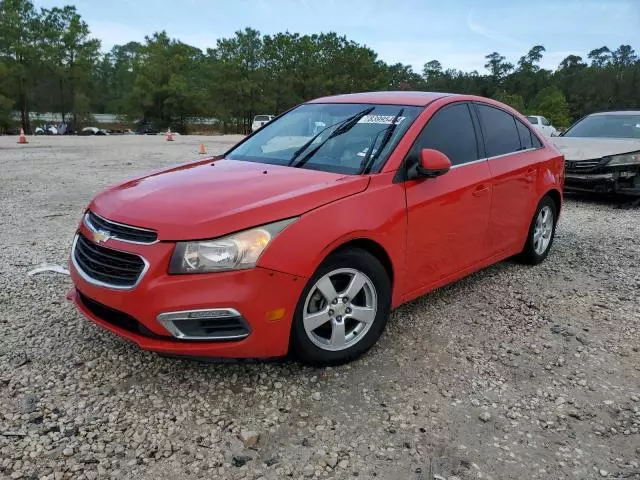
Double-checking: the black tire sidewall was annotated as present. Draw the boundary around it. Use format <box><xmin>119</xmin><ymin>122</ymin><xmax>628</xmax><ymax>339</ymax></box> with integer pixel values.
<box><xmin>290</xmin><ymin>248</ymin><xmax>391</xmax><ymax>366</ymax></box>
<box><xmin>523</xmin><ymin>196</ymin><xmax>557</xmax><ymax>265</ymax></box>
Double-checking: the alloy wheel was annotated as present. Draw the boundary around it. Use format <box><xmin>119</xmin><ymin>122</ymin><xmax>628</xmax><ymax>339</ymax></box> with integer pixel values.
<box><xmin>533</xmin><ymin>205</ymin><xmax>553</xmax><ymax>255</ymax></box>
<box><xmin>302</xmin><ymin>268</ymin><xmax>377</xmax><ymax>351</ymax></box>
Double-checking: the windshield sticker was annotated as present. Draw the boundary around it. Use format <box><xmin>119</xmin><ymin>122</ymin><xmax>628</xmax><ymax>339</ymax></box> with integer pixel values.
<box><xmin>358</xmin><ymin>115</ymin><xmax>406</xmax><ymax>125</ymax></box>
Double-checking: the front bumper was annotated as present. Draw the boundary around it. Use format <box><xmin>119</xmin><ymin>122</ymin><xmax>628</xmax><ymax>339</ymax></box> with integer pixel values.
<box><xmin>69</xmin><ymin>223</ymin><xmax>307</xmax><ymax>358</ymax></box>
<box><xmin>564</xmin><ymin>168</ymin><xmax>640</xmax><ymax>196</ymax></box>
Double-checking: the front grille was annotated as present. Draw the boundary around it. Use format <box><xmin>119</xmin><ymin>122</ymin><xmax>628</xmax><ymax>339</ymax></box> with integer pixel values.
<box><xmin>73</xmin><ymin>234</ymin><xmax>146</xmax><ymax>288</ymax></box>
<box><xmin>78</xmin><ymin>291</ymin><xmax>167</xmax><ymax>339</ymax></box>
<box><xmin>565</xmin><ymin>159</ymin><xmax>603</xmax><ymax>172</ymax></box>
<box><xmin>86</xmin><ymin>211</ymin><xmax>157</xmax><ymax>244</ymax></box>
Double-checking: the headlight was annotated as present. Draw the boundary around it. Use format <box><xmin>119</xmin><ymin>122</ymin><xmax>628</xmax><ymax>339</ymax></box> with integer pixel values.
<box><xmin>605</xmin><ymin>151</ymin><xmax>640</xmax><ymax>166</ymax></box>
<box><xmin>169</xmin><ymin>218</ymin><xmax>297</xmax><ymax>274</ymax></box>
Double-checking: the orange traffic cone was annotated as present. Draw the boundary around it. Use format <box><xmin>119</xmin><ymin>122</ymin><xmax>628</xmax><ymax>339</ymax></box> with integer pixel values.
<box><xmin>166</xmin><ymin>128</ymin><xmax>174</xmax><ymax>142</ymax></box>
<box><xmin>17</xmin><ymin>128</ymin><xmax>28</xmax><ymax>144</ymax></box>
<box><xmin>198</xmin><ymin>143</ymin><xmax>207</xmax><ymax>155</ymax></box>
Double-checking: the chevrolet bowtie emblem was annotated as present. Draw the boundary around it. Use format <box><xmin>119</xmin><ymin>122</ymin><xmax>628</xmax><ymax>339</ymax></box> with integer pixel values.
<box><xmin>92</xmin><ymin>229</ymin><xmax>112</xmax><ymax>244</ymax></box>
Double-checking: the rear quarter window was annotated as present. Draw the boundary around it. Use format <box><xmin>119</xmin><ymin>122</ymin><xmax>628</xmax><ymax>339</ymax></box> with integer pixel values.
<box><xmin>477</xmin><ymin>104</ymin><xmax>522</xmax><ymax>157</ymax></box>
<box><xmin>515</xmin><ymin>119</ymin><xmax>543</xmax><ymax>149</ymax></box>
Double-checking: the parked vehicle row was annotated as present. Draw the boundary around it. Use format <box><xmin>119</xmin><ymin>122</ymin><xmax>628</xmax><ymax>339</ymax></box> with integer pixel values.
<box><xmin>68</xmin><ymin>92</ymin><xmax>564</xmax><ymax>365</ymax></box>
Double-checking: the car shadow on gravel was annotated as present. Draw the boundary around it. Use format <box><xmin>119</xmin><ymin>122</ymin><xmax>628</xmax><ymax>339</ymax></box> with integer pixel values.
<box><xmin>564</xmin><ymin>191</ymin><xmax>640</xmax><ymax>208</ymax></box>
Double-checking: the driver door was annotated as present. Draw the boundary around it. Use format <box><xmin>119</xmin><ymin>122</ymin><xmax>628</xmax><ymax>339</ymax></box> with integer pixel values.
<box><xmin>402</xmin><ymin>102</ymin><xmax>493</xmax><ymax>299</ymax></box>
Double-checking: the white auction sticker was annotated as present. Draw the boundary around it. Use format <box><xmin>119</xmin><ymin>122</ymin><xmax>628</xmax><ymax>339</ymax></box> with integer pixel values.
<box><xmin>358</xmin><ymin>115</ymin><xmax>406</xmax><ymax>125</ymax></box>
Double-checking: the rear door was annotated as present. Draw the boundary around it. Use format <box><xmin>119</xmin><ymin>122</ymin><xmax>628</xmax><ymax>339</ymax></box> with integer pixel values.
<box><xmin>403</xmin><ymin>102</ymin><xmax>492</xmax><ymax>296</ymax></box>
<box><xmin>475</xmin><ymin>103</ymin><xmax>543</xmax><ymax>256</ymax></box>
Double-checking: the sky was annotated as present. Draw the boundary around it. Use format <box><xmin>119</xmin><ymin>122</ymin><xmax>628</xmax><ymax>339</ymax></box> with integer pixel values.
<box><xmin>33</xmin><ymin>0</ymin><xmax>640</xmax><ymax>73</ymax></box>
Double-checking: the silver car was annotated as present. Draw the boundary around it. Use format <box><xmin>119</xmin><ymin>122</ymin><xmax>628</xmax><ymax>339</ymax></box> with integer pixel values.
<box><xmin>551</xmin><ymin>111</ymin><xmax>640</xmax><ymax>196</ymax></box>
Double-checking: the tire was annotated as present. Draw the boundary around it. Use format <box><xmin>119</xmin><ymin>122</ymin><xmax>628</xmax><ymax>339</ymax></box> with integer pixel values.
<box><xmin>519</xmin><ymin>195</ymin><xmax>557</xmax><ymax>265</ymax></box>
<box><xmin>290</xmin><ymin>248</ymin><xmax>391</xmax><ymax>366</ymax></box>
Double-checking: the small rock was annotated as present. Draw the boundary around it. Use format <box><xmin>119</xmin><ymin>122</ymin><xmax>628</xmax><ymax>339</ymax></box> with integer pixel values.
<box><xmin>232</xmin><ymin>454</ymin><xmax>251</xmax><ymax>467</ymax></box>
<box><xmin>20</xmin><ymin>395</ymin><xmax>39</xmax><ymax>413</ymax></box>
<box><xmin>599</xmin><ymin>469</ymin><xmax>609</xmax><ymax>477</ymax></box>
<box><xmin>479</xmin><ymin>412</ymin><xmax>491</xmax><ymax>423</ymax></box>
<box><xmin>338</xmin><ymin>460</ymin><xmax>349</xmax><ymax>469</ymax></box>
<box><xmin>311</xmin><ymin>392</ymin><xmax>321</xmax><ymax>401</ymax></box>
<box><xmin>9</xmin><ymin>352</ymin><xmax>29</xmax><ymax>367</ymax></box>
<box><xmin>302</xmin><ymin>464</ymin><xmax>315</xmax><ymax>477</ymax></box>
<box><xmin>62</xmin><ymin>447</ymin><xmax>74</xmax><ymax>457</ymax></box>
<box><xmin>239</xmin><ymin>430</ymin><xmax>260</xmax><ymax>449</ymax></box>
<box><xmin>324</xmin><ymin>455</ymin><xmax>338</xmax><ymax>468</ymax></box>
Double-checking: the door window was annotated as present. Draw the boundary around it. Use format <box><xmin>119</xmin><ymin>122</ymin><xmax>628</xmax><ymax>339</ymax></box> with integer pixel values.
<box><xmin>541</xmin><ymin>117</ymin><xmax>550</xmax><ymax>126</ymax></box>
<box><xmin>410</xmin><ymin>103</ymin><xmax>480</xmax><ymax>168</ymax></box>
<box><xmin>476</xmin><ymin>104</ymin><xmax>522</xmax><ymax>157</ymax></box>
<box><xmin>526</xmin><ymin>116</ymin><xmax>539</xmax><ymax>125</ymax></box>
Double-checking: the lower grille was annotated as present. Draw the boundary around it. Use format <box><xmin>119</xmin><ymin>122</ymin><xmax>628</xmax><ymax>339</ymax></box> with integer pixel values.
<box><xmin>78</xmin><ymin>291</ymin><xmax>167</xmax><ymax>339</ymax></box>
<box><xmin>73</xmin><ymin>234</ymin><xmax>146</xmax><ymax>289</ymax></box>
<box><xmin>78</xmin><ymin>291</ymin><xmax>250</xmax><ymax>343</ymax></box>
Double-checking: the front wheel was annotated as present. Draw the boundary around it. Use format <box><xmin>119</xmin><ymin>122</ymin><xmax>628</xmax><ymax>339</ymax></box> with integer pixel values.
<box><xmin>290</xmin><ymin>248</ymin><xmax>391</xmax><ymax>366</ymax></box>
<box><xmin>519</xmin><ymin>195</ymin><xmax>557</xmax><ymax>265</ymax></box>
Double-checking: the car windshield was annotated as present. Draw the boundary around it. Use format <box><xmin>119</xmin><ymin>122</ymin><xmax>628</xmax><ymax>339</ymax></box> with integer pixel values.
<box><xmin>228</xmin><ymin>103</ymin><xmax>422</xmax><ymax>174</ymax></box>
<box><xmin>563</xmin><ymin>114</ymin><xmax>640</xmax><ymax>139</ymax></box>
<box><xmin>254</xmin><ymin>115</ymin><xmax>271</xmax><ymax>121</ymax></box>
<box><xmin>526</xmin><ymin>116</ymin><xmax>538</xmax><ymax>124</ymax></box>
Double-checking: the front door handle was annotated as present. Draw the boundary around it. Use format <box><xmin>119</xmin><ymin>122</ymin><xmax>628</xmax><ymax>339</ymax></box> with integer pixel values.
<box><xmin>472</xmin><ymin>185</ymin><xmax>490</xmax><ymax>197</ymax></box>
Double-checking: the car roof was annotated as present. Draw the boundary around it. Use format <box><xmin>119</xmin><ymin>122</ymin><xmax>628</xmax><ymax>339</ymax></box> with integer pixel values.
<box><xmin>307</xmin><ymin>91</ymin><xmax>456</xmax><ymax>106</ymax></box>
<box><xmin>590</xmin><ymin>111</ymin><xmax>640</xmax><ymax>116</ymax></box>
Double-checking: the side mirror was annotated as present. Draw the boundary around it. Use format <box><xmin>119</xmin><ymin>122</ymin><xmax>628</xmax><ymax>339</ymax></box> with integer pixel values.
<box><xmin>416</xmin><ymin>149</ymin><xmax>452</xmax><ymax>178</ymax></box>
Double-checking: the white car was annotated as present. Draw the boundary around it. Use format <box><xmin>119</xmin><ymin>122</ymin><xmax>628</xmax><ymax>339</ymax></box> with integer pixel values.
<box><xmin>251</xmin><ymin>115</ymin><xmax>275</xmax><ymax>132</ymax></box>
<box><xmin>550</xmin><ymin>111</ymin><xmax>640</xmax><ymax>197</ymax></box>
<box><xmin>526</xmin><ymin>115</ymin><xmax>558</xmax><ymax>137</ymax></box>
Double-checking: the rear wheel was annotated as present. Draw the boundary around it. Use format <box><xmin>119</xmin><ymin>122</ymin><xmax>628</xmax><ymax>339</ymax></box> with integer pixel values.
<box><xmin>290</xmin><ymin>248</ymin><xmax>391</xmax><ymax>366</ymax></box>
<box><xmin>519</xmin><ymin>195</ymin><xmax>557</xmax><ymax>265</ymax></box>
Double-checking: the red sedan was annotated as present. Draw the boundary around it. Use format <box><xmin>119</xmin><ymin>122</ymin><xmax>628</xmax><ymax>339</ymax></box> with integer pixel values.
<box><xmin>69</xmin><ymin>92</ymin><xmax>564</xmax><ymax>365</ymax></box>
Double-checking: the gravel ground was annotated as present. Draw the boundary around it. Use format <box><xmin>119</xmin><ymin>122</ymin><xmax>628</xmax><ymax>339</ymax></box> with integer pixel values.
<box><xmin>0</xmin><ymin>135</ymin><xmax>639</xmax><ymax>480</ymax></box>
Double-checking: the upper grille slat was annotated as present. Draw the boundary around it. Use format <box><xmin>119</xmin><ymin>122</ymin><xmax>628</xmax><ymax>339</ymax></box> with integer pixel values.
<box><xmin>565</xmin><ymin>159</ymin><xmax>603</xmax><ymax>172</ymax></box>
<box><xmin>86</xmin><ymin>211</ymin><xmax>157</xmax><ymax>244</ymax></box>
<box><xmin>73</xmin><ymin>234</ymin><xmax>146</xmax><ymax>288</ymax></box>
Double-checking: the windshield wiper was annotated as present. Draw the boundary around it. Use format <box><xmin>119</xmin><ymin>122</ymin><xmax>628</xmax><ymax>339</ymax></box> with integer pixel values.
<box><xmin>289</xmin><ymin>106</ymin><xmax>375</xmax><ymax>168</ymax></box>
<box><xmin>360</xmin><ymin>108</ymin><xmax>404</xmax><ymax>174</ymax></box>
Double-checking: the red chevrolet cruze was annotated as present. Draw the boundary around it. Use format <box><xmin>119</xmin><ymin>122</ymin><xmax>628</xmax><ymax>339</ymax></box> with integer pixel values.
<box><xmin>69</xmin><ymin>92</ymin><xmax>564</xmax><ymax>365</ymax></box>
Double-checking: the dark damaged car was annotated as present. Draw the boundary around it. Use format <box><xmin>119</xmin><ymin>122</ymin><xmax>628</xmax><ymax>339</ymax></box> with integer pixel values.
<box><xmin>551</xmin><ymin>111</ymin><xmax>640</xmax><ymax>196</ymax></box>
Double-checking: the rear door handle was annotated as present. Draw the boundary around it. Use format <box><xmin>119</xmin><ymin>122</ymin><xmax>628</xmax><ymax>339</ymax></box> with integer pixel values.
<box><xmin>472</xmin><ymin>185</ymin><xmax>490</xmax><ymax>197</ymax></box>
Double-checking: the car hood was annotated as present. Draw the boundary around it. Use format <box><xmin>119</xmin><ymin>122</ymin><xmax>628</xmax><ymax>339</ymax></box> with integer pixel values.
<box><xmin>90</xmin><ymin>158</ymin><xmax>370</xmax><ymax>241</ymax></box>
<box><xmin>550</xmin><ymin>137</ymin><xmax>640</xmax><ymax>161</ymax></box>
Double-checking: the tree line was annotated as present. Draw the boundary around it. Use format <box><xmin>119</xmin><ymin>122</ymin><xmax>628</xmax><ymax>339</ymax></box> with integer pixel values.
<box><xmin>1</xmin><ymin>0</ymin><xmax>639</xmax><ymax>134</ymax></box>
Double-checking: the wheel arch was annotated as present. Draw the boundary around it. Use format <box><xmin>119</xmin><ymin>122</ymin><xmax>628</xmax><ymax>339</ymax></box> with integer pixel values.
<box><xmin>327</xmin><ymin>238</ymin><xmax>395</xmax><ymax>290</ymax></box>
<box><xmin>544</xmin><ymin>188</ymin><xmax>562</xmax><ymax>219</ymax></box>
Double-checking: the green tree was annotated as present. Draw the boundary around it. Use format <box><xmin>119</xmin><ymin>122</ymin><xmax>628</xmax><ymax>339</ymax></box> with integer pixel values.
<box><xmin>125</xmin><ymin>32</ymin><xmax>207</xmax><ymax>132</ymax></box>
<box><xmin>492</xmin><ymin>91</ymin><xmax>525</xmax><ymax>112</ymax></box>
<box><xmin>529</xmin><ymin>86</ymin><xmax>571</xmax><ymax>127</ymax></box>
<box><xmin>40</xmin><ymin>5</ymin><xmax>100</xmax><ymax>124</ymax></box>
<box><xmin>518</xmin><ymin>45</ymin><xmax>546</xmax><ymax>71</ymax></box>
<box><xmin>0</xmin><ymin>0</ymin><xmax>42</xmax><ymax>132</ymax></box>
<box><xmin>588</xmin><ymin>46</ymin><xmax>612</xmax><ymax>67</ymax></box>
